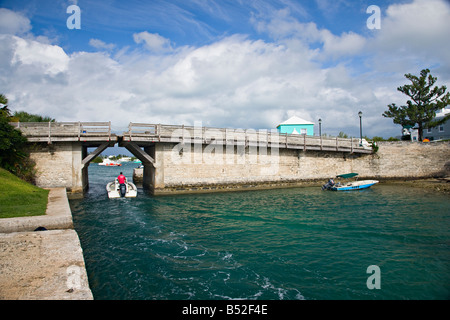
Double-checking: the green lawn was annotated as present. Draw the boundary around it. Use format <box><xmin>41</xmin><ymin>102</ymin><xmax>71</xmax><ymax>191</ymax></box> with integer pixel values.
<box><xmin>0</xmin><ymin>167</ymin><xmax>49</xmax><ymax>218</ymax></box>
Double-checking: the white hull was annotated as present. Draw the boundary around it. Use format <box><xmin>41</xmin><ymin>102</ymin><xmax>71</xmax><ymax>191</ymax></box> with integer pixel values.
<box><xmin>99</xmin><ymin>159</ymin><xmax>122</xmax><ymax>166</ymax></box>
<box><xmin>331</xmin><ymin>180</ymin><xmax>379</xmax><ymax>191</ymax></box>
<box><xmin>106</xmin><ymin>179</ymin><xmax>137</xmax><ymax>198</ymax></box>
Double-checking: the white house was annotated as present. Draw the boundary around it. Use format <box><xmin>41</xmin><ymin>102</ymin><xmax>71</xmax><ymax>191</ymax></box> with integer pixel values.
<box><xmin>423</xmin><ymin>107</ymin><xmax>450</xmax><ymax>141</ymax></box>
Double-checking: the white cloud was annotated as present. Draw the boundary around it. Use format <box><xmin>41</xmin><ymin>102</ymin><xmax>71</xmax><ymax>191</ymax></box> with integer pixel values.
<box><xmin>0</xmin><ymin>8</ymin><xmax>31</xmax><ymax>35</ymax></box>
<box><xmin>1</xmin><ymin>0</ymin><xmax>449</xmax><ymax>139</ymax></box>
<box><xmin>133</xmin><ymin>31</ymin><xmax>174</xmax><ymax>53</ymax></box>
<box><xmin>9</xmin><ymin>35</ymin><xmax>69</xmax><ymax>75</ymax></box>
<box><xmin>251</xmin><ymin>7</ymin><xmax>366</xmax><ymax>60</ymax></box>
<box><xmin>369</xmin><ymin>0</ymin><xmax>450</xmax><ymax>74</ymax></box>
<box><xmin>89</xmin><ymin>39</ymin><xmax>116</xmax><ymax>51</ymax></box>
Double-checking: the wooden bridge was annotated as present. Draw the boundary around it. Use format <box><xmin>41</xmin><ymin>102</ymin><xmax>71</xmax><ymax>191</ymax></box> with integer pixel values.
<box><xmin>122</xmin><ymin>123</ymin><xmax>373</xmax><ymax>154</ymax></box>
<box><xmin>11</xmin><ymin>121</ymin><xmax>374</xmax><ymax>194</ymax></box>
<box><xmin>12</xmin><ymin>121</ymin><xmax>373</xmax><ymax>154</ymax></box>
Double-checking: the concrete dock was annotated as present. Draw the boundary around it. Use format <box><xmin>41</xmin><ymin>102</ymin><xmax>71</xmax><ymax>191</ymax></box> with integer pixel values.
<box><xmin>0</xmin><ymin>188</ymin><xmax>93</xmax><ymax>300</ymax></box>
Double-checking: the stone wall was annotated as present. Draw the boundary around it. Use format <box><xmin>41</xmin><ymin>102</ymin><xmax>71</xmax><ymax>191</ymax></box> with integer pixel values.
<box><xmin>28</xmin><ymin>140</ymin><xmax>449</xmax><ymax>195</ymax></box>
<box><xmin>354</xmin><ymin>141</ymin><xmax>450</xmax><ymax>179</ymax></box>
<box><xmin>152</xmin><ymin>141</ymin><xmax>450</xmax><ymax>194</ymax></box>
<box><xmin>29</xmin><ymin>142</ymin><xmax>84</xmax><ymax>193</ymax></box>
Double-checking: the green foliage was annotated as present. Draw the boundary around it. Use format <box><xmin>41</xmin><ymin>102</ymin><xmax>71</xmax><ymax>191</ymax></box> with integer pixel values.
<box><xmin>0</xmin><ymin>94</ymin><xmax>7</xmax><ymax>106</ymax></box>
<box><xmin>0</xmin><ymin>95</ymin><xmax>36</xmax><ymax>182</ymax></box>
<box><xmin>91</xmin><ymin>156</ymin><xmax>104</xmax><ymax>163</ymax></box>
<box><xmin>12</xmin><ymin>111</ymin><xmax>55</xmax><ymax>122</ymax></box>
<box><xmin>383</xmin><ymin>69</ymin><xmax>450</xmax><ymax>141</ymax></box>
<box><xmin>372</xmin><ymin>136</ymin><xmax>400</xmax><ymax>142</ymax></box>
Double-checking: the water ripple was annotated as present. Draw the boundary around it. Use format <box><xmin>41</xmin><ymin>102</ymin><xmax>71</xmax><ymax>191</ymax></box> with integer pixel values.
<box><xmin>71</xmin><ymin>163</ymin><xmax>450</xmax><ymax>300</ymax></box>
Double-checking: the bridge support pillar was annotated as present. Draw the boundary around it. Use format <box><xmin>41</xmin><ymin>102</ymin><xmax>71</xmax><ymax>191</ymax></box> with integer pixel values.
<box><xmin>29</xmin><ymin>142</ymin><xmax>85</xmax><ymax>193</ymax></box>
<box><xmin>120</xmin><ymin>141</ymin><xmax>164</xmax><ymax>194</ymax></box>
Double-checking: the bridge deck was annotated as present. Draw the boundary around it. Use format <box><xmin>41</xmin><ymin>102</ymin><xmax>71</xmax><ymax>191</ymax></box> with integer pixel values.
<box><xmin>10</xmin><ymin>122</ymin><xmax>117</xmax><ymax>143</ymax></box>
<box><xmin>122</xmin><ymin>123</ymin><xmax>373</xmax><ymax>154</ymax></box>
<box><xmin>12</xmin><ymin>122</ymin><xmax>373</xmax><ymax>154</ymax></box>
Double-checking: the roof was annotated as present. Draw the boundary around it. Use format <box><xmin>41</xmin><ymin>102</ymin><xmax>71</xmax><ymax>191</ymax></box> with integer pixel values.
<box><xmin>277</xmin><ymin>116</ymin><xmax>315</xmax><ymax>127</ymax></box>
<box><xmin>436</xmin><ymin>108</ymin><xmax>450</xmax><ymax>118</ymax></box>
<box><xmin>336</xmin><ymin>173</ymin><xmax>358</xmax><ymax>179</ymax></box>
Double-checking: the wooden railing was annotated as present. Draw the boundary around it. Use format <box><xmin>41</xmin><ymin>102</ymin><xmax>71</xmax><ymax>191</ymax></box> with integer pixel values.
<box><xmin>123</xmin><ymin>123</ymin><xmax>373</xmax><ymax>154</ymax></box>
<box><xmin>10</xmin><ymin>121</ymin><xmax>113</xmax><ymax>143</ymax></box>
<box><xmin>11</xmin><ymin>121</ymin><xmax>373</xmax><ymax>153</ymax></box>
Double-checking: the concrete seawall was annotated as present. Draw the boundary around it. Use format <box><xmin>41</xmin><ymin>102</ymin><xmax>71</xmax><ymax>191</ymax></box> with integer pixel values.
<box><xmin>135</xmin><ymin>141</ymin><xmax>450</xmax><ymax>195</ymax></box>
<box><xmin>0</xmin><ymin>188</ymin><xmax>93</xmax><ymax>300</ymax></box>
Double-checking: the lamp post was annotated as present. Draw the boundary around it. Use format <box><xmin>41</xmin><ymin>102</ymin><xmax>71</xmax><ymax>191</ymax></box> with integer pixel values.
<box><xmin>318</xmin><ymin>118</ymin><xmax>322</xmax><ymax>137</ymax></box>
<box><xmin>358</xmin><ymin>111</ymin><xmax>363</xmax><ymax>146</ymax></box>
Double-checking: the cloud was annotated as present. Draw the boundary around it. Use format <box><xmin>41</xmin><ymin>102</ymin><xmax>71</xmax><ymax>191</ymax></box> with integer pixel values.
<box><xmin>5</xmin><ymin>35</ymin><xmax>69</xmax><ymax>75</ymax></box>
<box><xmin>251</xmin><ymin>7</ymin><xmax>366</xmax><ymax>60</ymax></box>
<box><xmin>368</xmin><ymin>0</ymin><xmax>450</xmax><ymax>74</ymax></box>
<box><xmin>0</xmin><ymin>31</ymin><xmax>374</xmax><ymax>135</ymax></box>
<box><xmin>1</xmin><ymin>0</ymin><xmax>449</xmax><ymax>140</ymax></box>
<box><xmin>133</xmin><ymin>31</ymin><xmax>174</xmax><ymax>53</ymax></box>
<box><xmin>89</xmin><ymin>39</ymin><xmax>116</xmax><ymax>51</ymax></box>
<box><xmin>0</xmin><ymin>8</ymin><xmax>32</xmax><ymax>35</ymax></box>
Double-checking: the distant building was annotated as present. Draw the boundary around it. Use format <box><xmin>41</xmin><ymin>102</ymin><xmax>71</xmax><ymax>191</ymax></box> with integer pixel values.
<box><xmin>277</xmin><ymin>116</ymin><xmax>314</xmax><ymax>136</ymax></box>
<box><xmin>401</xmin><ymin>125</ymin><xmax>418</xmax><ymax>141</ymax></box>
<box><xmin>423</xmin><ymin>107</ymin><xmax>450</xmax><ymax>141</ymax></box>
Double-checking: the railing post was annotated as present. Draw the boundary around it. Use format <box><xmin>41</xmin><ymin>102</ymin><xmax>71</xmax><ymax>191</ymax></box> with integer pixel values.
<box><xmin>129</xmin><ymin>122</ymin><xmax>132</xmax><ymax>141</ymax></box>
<box><xmin>108</xmin><ymin>121</ymin><xmax>111</xmax><ymax>141</ymax></box>
<box><xmin>78</xmin><ymin>122</ymin><xmax>81</xmax><ymax>141</ymax></box>
<box><xmin>336</xmin><ymin>136</ymin><xmax>338</xmax><ymax>151</ymax></box>
<box><xmin>158</xmin><ymin>124</ymin><xmax>161</xmax><ymax>142</ymax></box>
<box><xmin>48</xmin><ymin>121</ymin><xmax>51</xmax><ymax>144</ymax></box>
<box><xmin>351</xmin><ymin>137</ymin><xmax>353</xmax><ymax>153</ymax></box>
<box><xmin>182</xmin><ymin>124</ymin><xmax>185</xmax><ymax>144</ymax></box>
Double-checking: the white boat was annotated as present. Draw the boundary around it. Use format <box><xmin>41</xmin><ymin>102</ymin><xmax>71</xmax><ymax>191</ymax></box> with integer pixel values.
<box><xmin>99</xmin><ymin>159</ymin><xmax>122</xmax><ymax>166</ymax></box>
<box><xmin>322</xmin><ymin>173</ymin><xmax>379</xmax><ymax>191</ymax></box>
<box><xmin>106</xmin><ymin>179</ymin><xmax>138</xmax><ymax>198</ymax></box>
<box><xmin>330</xmin><ymin>179</ymin><xmax>379</xmax><ymax>191</ymax></box>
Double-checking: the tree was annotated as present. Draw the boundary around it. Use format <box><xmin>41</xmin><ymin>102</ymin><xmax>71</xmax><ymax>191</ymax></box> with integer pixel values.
<box><xmin>0</xmin><ymin>95</ymin><xmax>35</xmax><ymax>182</ymax></box>
<box><xmin>337</xmin><ymin>131</ymin><xmax>348</xmax><ymax>138</ymax></box>
<box><xmin>12</xmin><ymin>111</ymin><xmax>55</xmax><ymax>122</ymax></box>
<box><xmin>0</xmin><ymin>94</ymin><xmax>7</xmax><ymax>107</ymax></box>
<box><xmin>383</xmin><ymin>69</ymin><xmax>450</xmax><ymax>141</ymax></box>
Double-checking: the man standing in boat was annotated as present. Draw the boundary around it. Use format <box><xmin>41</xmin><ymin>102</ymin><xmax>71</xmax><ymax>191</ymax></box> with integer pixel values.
<box><xmin>117</xmin><ymin>172</ymin><xmax>127</xmax><ymax>197</ymax></box>
<box><xmin>118</xmin><ymin>172</ymin><xmax>127</xmax><ymax>184</ymax></box>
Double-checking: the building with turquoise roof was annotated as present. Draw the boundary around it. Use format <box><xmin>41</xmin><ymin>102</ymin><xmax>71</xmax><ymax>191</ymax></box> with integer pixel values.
<box><xmin>276</xmin><ymin>116</ymin><xmax>315</xmax><ymax>136</ymax></box>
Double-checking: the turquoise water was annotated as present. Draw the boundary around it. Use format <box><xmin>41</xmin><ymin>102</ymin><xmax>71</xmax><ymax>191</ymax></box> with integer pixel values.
<box><xmin>70</xmin><ymin>162</ymin><xmax>450</xmax><ymax>300</ymax></box>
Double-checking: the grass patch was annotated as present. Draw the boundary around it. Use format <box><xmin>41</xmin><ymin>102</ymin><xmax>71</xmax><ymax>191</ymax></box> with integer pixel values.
<box><xmin>0</xmin><ymin>167</ymin><xmax>49</xmax><ymax>218</ymax></box>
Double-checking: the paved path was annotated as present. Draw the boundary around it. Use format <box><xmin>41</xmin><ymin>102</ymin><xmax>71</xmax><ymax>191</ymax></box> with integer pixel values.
<box><xmin>0</xmin><ymin>188</ymin><xmax>93</xmax><ymax>300</ymax></box>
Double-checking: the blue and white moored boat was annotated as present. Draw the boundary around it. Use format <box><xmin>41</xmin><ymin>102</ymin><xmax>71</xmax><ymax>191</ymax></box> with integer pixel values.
<box><xmin>322</xmin><ymin>173</ymin><xmax>379</xmax><ymax>191</ymax></box>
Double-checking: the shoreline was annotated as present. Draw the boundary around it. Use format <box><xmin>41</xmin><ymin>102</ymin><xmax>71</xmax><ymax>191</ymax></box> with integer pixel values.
<box><xmin>0</xmin><ymin>188</ymin><xmax>93</xmax><ymax>300</ymax></box>
<box><xmin>150</xmin><ymin>176</ymin><xmax>450</xmax><ymax>195</ymax></box>
<box><xmin>380</xmin><ymin>177</ymin><xmax>450</xmax><ymax>194</ymax></box>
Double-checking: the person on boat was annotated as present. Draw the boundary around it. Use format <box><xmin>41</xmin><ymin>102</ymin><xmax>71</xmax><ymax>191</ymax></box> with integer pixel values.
<box><xmin>117</xmin><ymin>172</ymin><xmax>127</xmax><ymax>185</ymax></box>
<box><xmin>117</xmin><ymin>172</ymin><xmax>127</xmax><ymax>197</ymax></box>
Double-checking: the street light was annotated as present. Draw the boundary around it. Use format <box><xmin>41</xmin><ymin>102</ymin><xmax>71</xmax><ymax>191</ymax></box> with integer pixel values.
<box><xmin>318</xmin><ymin>118</ymin><xmax>322</xmax><ymax>137</ymax></box>
<box><xmin>358</xmin><ymin>111</ymin><xmax>363</xmax><ymax>146</ymax></box>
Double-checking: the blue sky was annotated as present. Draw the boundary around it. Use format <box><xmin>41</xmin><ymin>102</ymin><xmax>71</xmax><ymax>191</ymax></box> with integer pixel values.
<box><xmin>1</xmin><ymin>0</ymin><xmax>383</xmax><ymax>50</ymax></box>
<box><xmin>0</xmin><ymin>0</ymin><xmax>449</xmax><ymax>139</ymax></box>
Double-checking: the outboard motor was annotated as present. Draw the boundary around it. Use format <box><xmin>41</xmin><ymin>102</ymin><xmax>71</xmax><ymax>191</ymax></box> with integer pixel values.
<box><xmin>119</xmin><ymin>184</ymin><xmax>126</xmax><ymax>197</ymax></box>
<box><xmin>322</xmin><ymin>178</ymin><xmax>335</xmax><ymax>190</ymax></box>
